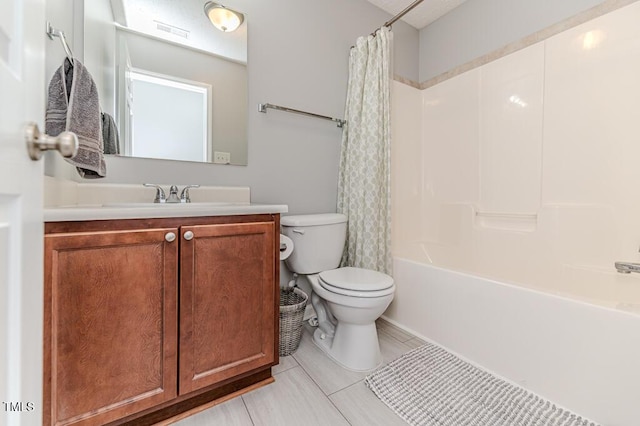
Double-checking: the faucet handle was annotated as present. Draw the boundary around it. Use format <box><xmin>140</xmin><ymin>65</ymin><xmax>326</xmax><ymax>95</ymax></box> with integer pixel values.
<box><xmin>143</xmin><ymin>183</ymin><xmax>166</xmax><ymax>203</ymax></box>
<box><xmin>180</xmin><ymin>185</ymin><xmax>200</xmax><ymax>203</ymax></box>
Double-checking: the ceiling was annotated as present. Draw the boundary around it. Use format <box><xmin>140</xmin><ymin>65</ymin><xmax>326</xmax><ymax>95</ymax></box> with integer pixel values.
<box><xmin>364</xmin><ymin>0</ymin><xmax>469</xmax><ymax>30</ymax></box>
<box><xmin>116</xmin><ymin>0</ymin><xmax>466</xmax><ymax>60</ymax></box>
<box><xmin>118</xmin><ymin>0</ymin><xmax>247</xmax><ymax>63</ymax></box>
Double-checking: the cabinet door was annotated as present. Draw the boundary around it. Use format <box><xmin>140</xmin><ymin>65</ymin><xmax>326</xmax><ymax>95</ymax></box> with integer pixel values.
<box><xmin>44</xmin><ymin>228</ymin><xmax>179</xmax><ymax>426</ymax></box>
<box><xmin>179</xmin><ymin>221</ymin><xmax>276</xmax><ymax>394</ymax></box>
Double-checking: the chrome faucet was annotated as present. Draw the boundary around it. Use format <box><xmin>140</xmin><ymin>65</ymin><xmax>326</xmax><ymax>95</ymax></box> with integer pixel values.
<box><xmin>180</xmin><ymin>185</ymin><xmax>200</xmax><ymax>203</ymax></box>
<box><xmin>167</xmin><ymin>185</ymin><xmax>180</xmax><ymax>203</ymax></box>
<box><xmin>143</xmin><ymin>183</ymin><xmax>167</xmax><ymax>203</ymax></box>
<box><xmin>615</xmin><ymin>247</ymin><xmax>640</xmax><ymax>274</ymax></box>
<box><xmin>143</xmin><ymin>183</ymin><xmax>200</xmax><ymax>203</ymax></box>
<box><xmin>615</xmin><ymin>262</ymin><xmax>640</xmax><ymax>274</ymax></box>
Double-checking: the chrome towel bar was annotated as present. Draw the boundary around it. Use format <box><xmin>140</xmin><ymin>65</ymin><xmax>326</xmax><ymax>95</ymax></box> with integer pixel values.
<box><xmin>258</xmin><ymin>103</ymin><xmax>346</xmax><ymax>128</ymax></box>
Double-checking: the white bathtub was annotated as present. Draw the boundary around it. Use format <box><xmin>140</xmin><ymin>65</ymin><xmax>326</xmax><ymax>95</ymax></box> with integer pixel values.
<box><xmin>384</xmin><ymin>257</ymin><xmax>640</xmax><ymax>426</ymax></box>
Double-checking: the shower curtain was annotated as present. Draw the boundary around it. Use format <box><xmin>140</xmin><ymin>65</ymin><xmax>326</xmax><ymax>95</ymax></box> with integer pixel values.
<box><xmin>337</xmin><ymin>26</ymin><xmax>392</xmax><ymax>274</ymax></box>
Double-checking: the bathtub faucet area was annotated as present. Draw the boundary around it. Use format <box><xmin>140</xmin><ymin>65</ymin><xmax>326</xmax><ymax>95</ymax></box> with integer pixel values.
<box><xmin>615</xmin><ymin>261</ymin><xmax>640</xmax><ymax>274</ymax></box>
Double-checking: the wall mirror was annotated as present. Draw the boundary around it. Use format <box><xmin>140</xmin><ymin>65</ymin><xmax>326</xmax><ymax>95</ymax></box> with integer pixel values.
<box><xmin>84</xmin><ymin>0</ymin><xmax>248</xmax><ymax>165</ymax></box>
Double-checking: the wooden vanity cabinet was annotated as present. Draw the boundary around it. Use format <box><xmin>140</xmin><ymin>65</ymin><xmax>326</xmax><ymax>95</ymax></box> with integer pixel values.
<box><xmin>44</xmin><ymin>214</ymin><xmax>279</xmax><ymax>426</ymax></box>
<box><xmin>44</xmin><ymin>227</ymin><xmax>179</xmax><ymax>426</ymax></box>
<box><xmin>179</xmin><ymin>222</ymin><xmax>276</xmax><ymax>394</ymax></box>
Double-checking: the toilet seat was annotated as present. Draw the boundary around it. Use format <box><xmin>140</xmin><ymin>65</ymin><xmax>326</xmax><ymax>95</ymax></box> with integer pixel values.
<box><xmin>318</xmin><ymin>267</ymin><xmax>394</xmax><ymax>298</ymax></box>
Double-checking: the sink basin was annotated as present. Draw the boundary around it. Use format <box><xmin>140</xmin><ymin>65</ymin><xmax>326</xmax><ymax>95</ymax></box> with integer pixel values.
<box><xmin>101</xmin><ymin>202</ymin><xmax>246</xmax><ymax>208</ymax></box>
<box><xmin>45</xmin><ymin>201</ymin><xmax>288</xmax><ymax>222</ymax></box>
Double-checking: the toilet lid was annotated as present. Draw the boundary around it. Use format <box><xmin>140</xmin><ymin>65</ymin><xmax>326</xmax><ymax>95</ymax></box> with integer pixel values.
<box><xmin>319</xmin><ymin>267</ymin><xmax>393</xmax><ymax>292</ymax></box>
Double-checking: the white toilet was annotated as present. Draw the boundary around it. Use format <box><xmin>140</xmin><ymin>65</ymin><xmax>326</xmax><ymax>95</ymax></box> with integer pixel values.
<box><xmin>281</xmin><ymin>213</ymin><xmax>395</xmax><ymax>372</ymax></box>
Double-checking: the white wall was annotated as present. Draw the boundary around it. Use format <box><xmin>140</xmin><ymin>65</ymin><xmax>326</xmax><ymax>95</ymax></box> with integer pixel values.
<box><xmin>419</xmin><ymin>0</ymin><xmax>608</xmax><ymax>81</ymax></box>
<box><xmin>44</xmin><ymin>0</ymin><xmax>420</xmax><ymax>215</ymax></box>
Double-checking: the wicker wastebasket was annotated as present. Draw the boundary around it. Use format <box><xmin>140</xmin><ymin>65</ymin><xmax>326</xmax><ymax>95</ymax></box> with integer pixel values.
<box><xmin>279</xmin><ymin>287</ymin><xmax>308</xmax><ymax>356</ymax></box>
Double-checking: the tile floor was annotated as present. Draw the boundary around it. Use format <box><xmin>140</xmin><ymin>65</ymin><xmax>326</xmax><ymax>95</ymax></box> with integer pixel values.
<box><xmin>172</xmin><ymin>319</ymin><xmax>425</xmax><ymax>426</ymax></box>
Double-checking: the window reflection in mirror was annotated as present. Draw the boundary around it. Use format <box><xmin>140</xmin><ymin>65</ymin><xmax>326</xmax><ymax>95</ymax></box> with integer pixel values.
<box><xmin>127</xmin><ymin>71</ymin><xmax>210</xmax><ymax>162</ymax></box>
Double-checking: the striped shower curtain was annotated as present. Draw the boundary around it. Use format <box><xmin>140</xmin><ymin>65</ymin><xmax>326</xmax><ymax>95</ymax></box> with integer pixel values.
<box><xmin>337</xmin><ymin>26</ymin><xmax>392</xmax><ymax>274</ymax></box>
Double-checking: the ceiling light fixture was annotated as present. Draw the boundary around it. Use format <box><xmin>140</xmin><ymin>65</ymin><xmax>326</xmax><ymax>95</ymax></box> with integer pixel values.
<box><xmin>204</xmin><ymin>2</ymin><xmax>244</xmax><ymax>32</ymax></box>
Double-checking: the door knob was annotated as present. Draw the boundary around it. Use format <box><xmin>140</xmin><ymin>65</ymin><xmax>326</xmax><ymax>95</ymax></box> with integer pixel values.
<box><xmin>165</xmin><ymin>232</ymin><xmax>176</xmax><ymax>242</ymax></box>
<box><xmin>25</xmin><ymin>122</ymin><xmax>78</xmax><ymax>161</ymax></box>
<box><xmin>183</xmin><ymin>231</ymin><xmax>194</xmax><ymax>241</ymax></box>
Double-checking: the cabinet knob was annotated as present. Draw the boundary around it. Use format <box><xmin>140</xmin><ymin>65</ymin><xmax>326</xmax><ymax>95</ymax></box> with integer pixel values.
<box><xmin>165</xmin><ymin>232</ymin><xmax>176</xmax><ymax>242</ymax></box>
<box><xmin>183</xmin><ymin>231</ymin><xmax>194</xmax><ymax>241</ymax></box>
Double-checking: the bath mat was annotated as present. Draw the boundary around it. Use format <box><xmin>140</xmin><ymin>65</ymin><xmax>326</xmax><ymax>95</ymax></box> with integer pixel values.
<box><xmin>365</xmin><ymin>342</ymin><xmax>599</xmax><ymax>426</ymax></box>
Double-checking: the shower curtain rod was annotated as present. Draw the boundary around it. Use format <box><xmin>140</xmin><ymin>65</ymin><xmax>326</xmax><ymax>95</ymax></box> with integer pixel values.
<box><xmin>384</xmin><ymin>0</ymin><xmax>425</xmax><ymax>27</ymax></box>
<box><xmin>370</xmin><ymin>0</ymin><xmax>425</xmax><ymax>36</ymax></box>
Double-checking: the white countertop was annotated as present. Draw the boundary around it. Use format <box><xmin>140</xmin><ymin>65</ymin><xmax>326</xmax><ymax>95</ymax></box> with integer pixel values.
<box><xmin>44</xmin><ymin>203</ymin><xmax>289</xmax><ymax>222</ymax></box>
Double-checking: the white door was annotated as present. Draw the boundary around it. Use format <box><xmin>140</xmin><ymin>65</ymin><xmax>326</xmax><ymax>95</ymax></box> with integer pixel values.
<box><xmin>0</xmin><ymin>0</ymin><xmax>46</xmax><ymax>425</ymax></box>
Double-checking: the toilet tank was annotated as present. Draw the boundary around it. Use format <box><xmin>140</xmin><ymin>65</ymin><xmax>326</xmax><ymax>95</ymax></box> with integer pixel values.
<box><xmin>281</xmin><ymin>213</ymin><xmax>347</xmax><ymax>274</ymax></box>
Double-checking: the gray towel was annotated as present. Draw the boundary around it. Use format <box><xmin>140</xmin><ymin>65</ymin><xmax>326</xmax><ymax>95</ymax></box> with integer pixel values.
<box><xmin>101</xmin><ymin>112</ymin><xmax>120</xmax><ymax>155</ymax></box>
<box><xmin>45</xmin><ymin>58</ymin><xmax>106</xmax><ymax>178</ymax></box>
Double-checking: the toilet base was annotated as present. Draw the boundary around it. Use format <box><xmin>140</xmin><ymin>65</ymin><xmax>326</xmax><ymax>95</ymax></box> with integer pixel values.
<box><xmin>312</xmin><ymin>322</ymin><xmax>382</xmax><ymax>372</ymax></box>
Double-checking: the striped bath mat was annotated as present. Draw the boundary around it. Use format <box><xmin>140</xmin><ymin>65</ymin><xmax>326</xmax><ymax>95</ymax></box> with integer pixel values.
<box><xmin>365</xmin><ymin>342</ymin><xmax>599</xmax><ymax>426</ymax></box>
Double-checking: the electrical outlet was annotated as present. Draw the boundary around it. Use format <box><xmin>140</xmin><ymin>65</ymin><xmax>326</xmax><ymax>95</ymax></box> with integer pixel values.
<box><xmin>213</xmin><ymin>151</ymin><xmax>231</xmax><ymax>164</ymax></box>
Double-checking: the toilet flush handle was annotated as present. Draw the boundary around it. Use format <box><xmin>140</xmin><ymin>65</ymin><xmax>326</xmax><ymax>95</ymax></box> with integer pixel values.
<box><xmin>292</xmin><ymin>228</ymin><xmax>305</xmax><ymax>235</ymax></box>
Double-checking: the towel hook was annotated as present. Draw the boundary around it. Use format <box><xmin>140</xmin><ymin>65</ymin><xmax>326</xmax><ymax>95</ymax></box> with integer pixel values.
<box><xmin>46</xmin><ymin>22</ymin><xmax>74</xmax><ymax>65</ymax></box>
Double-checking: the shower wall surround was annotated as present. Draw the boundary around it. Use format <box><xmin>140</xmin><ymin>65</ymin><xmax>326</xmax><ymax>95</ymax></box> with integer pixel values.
<box><xmin>392</xmin><ymin>1</ymin><xmax>640</xmax><ymax>310</ymax></box>
<box><xmin>387</xmin><ymin>5</ymin><xmax>640</xmax><ymax>424</ymax></box>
